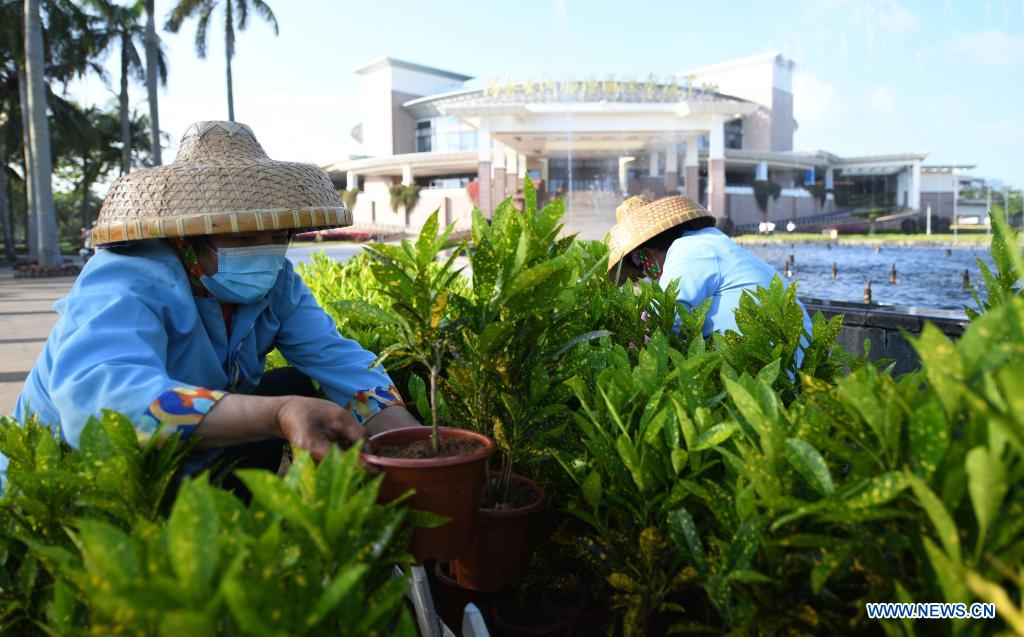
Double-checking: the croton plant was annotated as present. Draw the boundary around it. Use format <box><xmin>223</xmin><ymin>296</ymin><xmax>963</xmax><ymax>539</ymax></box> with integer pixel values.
<box><xmin>3</xmin><ymin>196</ymin><xmax>1022</xmax><ymax>635</ymax></box>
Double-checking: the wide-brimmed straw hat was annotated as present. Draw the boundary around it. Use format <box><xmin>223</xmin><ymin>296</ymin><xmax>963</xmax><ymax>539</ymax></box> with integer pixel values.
<box><xmin>606</xmin><ymin>194</ymin><xmax>714</xmax><ymax>271</ymax></box>
<box><xmin>91</xmin><ymin>121</ymin><xmax>350</xmax><ymax>245</ymax></box>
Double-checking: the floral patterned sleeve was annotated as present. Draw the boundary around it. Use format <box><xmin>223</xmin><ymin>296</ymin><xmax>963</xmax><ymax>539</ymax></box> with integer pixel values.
<box><xmin>343</xmin><ymin>385</ymin><xmax>405</xmax><ymax>425</ymax></box>
<box><xmin>139</xmin><ymin>386</ymin><xmax>227</xmax><ymax>439</ymax></box>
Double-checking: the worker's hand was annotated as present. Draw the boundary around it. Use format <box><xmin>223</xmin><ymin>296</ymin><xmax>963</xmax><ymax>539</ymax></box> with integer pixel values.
<box><xmin>275</xmin><ymin>396</ymin><xmax>366</xmax><ymax>462</ymax></box>
<box><xmin>363</xmin><ymin>404</ymin><xmax>423</xmax><ymax>437</ymax></box>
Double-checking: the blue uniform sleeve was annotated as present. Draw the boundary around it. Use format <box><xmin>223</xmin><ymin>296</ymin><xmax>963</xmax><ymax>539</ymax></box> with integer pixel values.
<box><xmin>275</xmin><ymin>273</ymin><xmax>403</xmax><ymax>425</ymax></box>
<box><xmin>660</xmin><ymin>246</ymin><xmax>722</xmax><ymax>310</ymax></box>
<box><xmin>46</xmin><ymin>293</ymin><xmax>226</xmax><ymax>447</ymax></box>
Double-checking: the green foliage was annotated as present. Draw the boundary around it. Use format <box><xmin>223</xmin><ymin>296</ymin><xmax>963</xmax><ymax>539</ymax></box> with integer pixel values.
<box><xmin>339</xmin><ymin>188</ymin><xmax>359</xmax><ymax>212</ymax></box>
<box><xmin>552</xmin><ymin>331</ymin><xmax>721</xmax><ymax>636</ymax></box>
<box><xmin>0</xmin><ymin>415</ymin><xmax>415</xmax><ymax>635</ymax></box>
<box><xmin>556</xmin><ymin>268</ymin><xmax>1024</xmax><ymax>634</ymax></box>
<box><xmin>443</xmin><ymin>181</ymin><xmax>609</xmax><ymax>502</ymax></box>
<box><xmin>288</xmin><ymin>175</ymin><xmax>1024</xmax><ymax>635</ymax></box>
<box><xmin>388</xmin><ymin>184</ymin><xmax>421</xmax><ymax>214</ymax></box>
<box><xmin>752</xmin><ymin>180</ymin><xmax>782</xmax><ymax>214</ymax></box>
<box><xmin>967</xmin><ymin>210</ymin><xmax>1022</xmax><ymax>319</ymax></box>
<box><xmin>717</xmin><ymin>276</ymin><xmax>859</xmax><ymax>403</ymax></box>
<box><xmin>297</xmin><ymin>251</ymin><xmax>395</xmax><ymax>356</ymax></box>
<box><xmin>342</xmin><ymin>209</ymin><xmax>465</xmax><ymax>450</ymax></box>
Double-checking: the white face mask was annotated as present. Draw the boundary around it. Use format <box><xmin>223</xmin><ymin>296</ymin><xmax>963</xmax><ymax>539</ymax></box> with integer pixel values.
<box><xmin>199</xmin><ymin>244</ymin><xmax>288</xmax><ymax>303</ymax></box>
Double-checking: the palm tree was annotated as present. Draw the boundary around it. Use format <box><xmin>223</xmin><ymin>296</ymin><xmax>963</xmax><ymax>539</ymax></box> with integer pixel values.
<box><xmin>165</xmin><ymin>0</ymin><xmax>278</xmax><ymax>122</ymax></box>
<box><xmin>143</xmin><ymin>0</ymin><xmax>160</xmax><ymax>164</ymax></box>
<box><xmin>7</xmin><ymin>0</ymin><xmax>100</xmax><ymax>261</ymax></box>
<box><xmin>0</xmin><ymin>111</ymin><xmax>14</xmax><ymax>261</ymax></box>
<box><xmin>52</xmin><ymin>103</ymin><xmax>153</xmax><ymax>231</ymax></box>
<box><xmin>23</xmin><ymin>0</ymin><xmax>60</xmax><ymax>267</ymax></box>
<box><xmin>90</xmin><ymin>0</ymin><xmax>166</xmax><ymax>175</ymax></box>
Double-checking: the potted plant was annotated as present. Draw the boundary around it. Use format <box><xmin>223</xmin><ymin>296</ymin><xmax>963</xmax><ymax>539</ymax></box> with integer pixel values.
<box><xmin>350</xmin><ymin>210</ymin><xmax>495</xmax><ymax>563</ymax></box>
<box><xmin>442</xmin><ymin>182</ymin><xmax>608</xmax><ymax>592</ymax></box>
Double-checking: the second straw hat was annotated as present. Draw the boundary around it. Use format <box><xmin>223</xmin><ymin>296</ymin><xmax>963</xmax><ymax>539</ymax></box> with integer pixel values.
<box><xmin>606</xmin><ymin>194</ymin><xmax>714</xmax><ymax>270</ymax></box>
<box><xmin>91</xmin><ymin>121</ymin><xmax>351</xmax><ymax>245</ymax></box>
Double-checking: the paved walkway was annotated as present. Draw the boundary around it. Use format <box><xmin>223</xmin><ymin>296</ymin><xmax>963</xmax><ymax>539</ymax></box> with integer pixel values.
<box><xmin>0</xmin><ymin>269</ymin><xmax>73</xmax><ymax>415</ymax></box>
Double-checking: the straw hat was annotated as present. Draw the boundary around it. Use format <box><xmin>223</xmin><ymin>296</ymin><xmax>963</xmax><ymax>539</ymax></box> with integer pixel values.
<box><xmin>606</xmin><ymin>194</ymin><xmax>713</xmax><ymax>271</ymax></box>
<box><xmin>91</xmin><ymin>121</ymin><xmax>350</xmax><ymax>245</ymax></box>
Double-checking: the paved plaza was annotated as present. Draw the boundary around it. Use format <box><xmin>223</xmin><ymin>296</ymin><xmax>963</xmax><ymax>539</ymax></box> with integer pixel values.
<box><xmin>0</xmin><ymin>269</ymin><xmax>73</xmax><ymax>415</ymax></box>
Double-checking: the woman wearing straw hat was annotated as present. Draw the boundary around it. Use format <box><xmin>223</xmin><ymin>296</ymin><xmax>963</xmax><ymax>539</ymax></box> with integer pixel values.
<box><xmin>607</xmin><ymin>194</ymin><xmax>812</xmax><ymax>345</ymax></box>
<box><xmin>9</xmin><ymin>121</ymin><xmax>418</xmax><ymax>489</ymax></box>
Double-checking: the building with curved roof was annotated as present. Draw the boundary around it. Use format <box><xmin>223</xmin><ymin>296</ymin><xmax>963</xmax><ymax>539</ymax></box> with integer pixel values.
<box><xmin>322</xmin><ymin>52</ymin><xmax>969</xmax><ymax>237</ymax></box>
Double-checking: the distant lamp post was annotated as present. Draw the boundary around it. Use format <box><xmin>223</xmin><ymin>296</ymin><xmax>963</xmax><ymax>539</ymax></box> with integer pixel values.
<box><xmin>786</xmin><ymin>221</ymin><xmax>796</xmax><ymax>233</ymax></box>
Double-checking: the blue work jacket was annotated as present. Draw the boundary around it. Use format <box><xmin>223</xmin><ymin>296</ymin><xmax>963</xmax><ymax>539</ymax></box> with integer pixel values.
<box><xmin>661</xmin><ymin>227</ymin><xmax>813</xmax><ymax>341</ymax></box>
<box><xmin>6</xmin><ymin>239</ymin><xmax>399</xmax><ymax>484</ymax></box>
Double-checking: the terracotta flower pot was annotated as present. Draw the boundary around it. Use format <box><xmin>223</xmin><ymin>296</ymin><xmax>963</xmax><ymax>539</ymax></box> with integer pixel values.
<box><xmin>451</xmin><ymin>473</ymin><xmax>547</xmax><ymax>592</ymax></box>
<box><xmin>362</xmin><ymin>426</ymin><xmax>495</xmax><ymax>563</ymax></box>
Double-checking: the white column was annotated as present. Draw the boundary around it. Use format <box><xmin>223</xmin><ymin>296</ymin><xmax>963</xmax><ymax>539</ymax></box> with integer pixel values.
<box><xmin>492</xmin><ymin>140</ymin><xmax>506</xmax><ymax>171</ymax></box>
<box><xmin>346</xmin><ymin>170</ymin><xmax>358</xmax><ymax>191</ymax></box>
<box><xmin>684</xmin><ymin>138</ymin><xmax>699</xmax><ymax>167</ymax></box>
<box><xmin>708</xmin><ymin>116</ymin><xmax>726</xmax><ymax>217</ymax></box>
<box><xmin>755</xmin><ymin>161</ymin><xmax>768</xmax><ymax>181</ymax></box>
<box><xmin>492</xmin><ymin>139</ymin><xmax>507</xmax><ymax>205</ymax></box>
<box><xmin>664</xmin><ymin>144</ymin><xmax>679</xmax><ymax>192</ymax></box>
<box><xmin>684</xmin><ymin>137</ymin><xmax>699</xmax><ymax>201</ymax></box>
<box><xmin>401</xmin><ymin>164</ymin><xmax>413</xmax><ymax>186</ymax></box>
<box><xmin>618</xmin><ymin>157</ymin><xmax>634</xmax><ymax>195</ymax></box>
<box><xmin>505</xmin><ymin>147</ymin><xmax>518</xmax><ymax>173</ymax></box>
<box><xmin>477</xmin><ymin>127</ymin><xmax>492</xmax><ymax>163</ymax></box>
<box><xmin>517</xmin><ymin>153</ymin><xmax>528</xmax><ymax>178</ymax></box>
<box><xmin>708</xmin><ymin>115</ymin><xmax>725</xmax><ymax>161</ymax></box>
<box><xmin>664</xmin><ymin>146</ymin><xmax>678</xmax><ymax>172</ymax></box>
<box><xmin>909</xmin><ymin>160</ymin><xmax>921</xmax><ymax>210</ymax></box>
<box><xmin>477</xmin><ymin>127</ymin><xmax>493</xmax><ymax>215</ymax></box>
<box><xmin>648</xmin><ymin>150</ymin><xmax>660</xmax><ymax>177</ymax></box>
<box><xmin>539</xmin><ymin>158</ymin><xmax>549</xmax><ymax>183</ymax></box>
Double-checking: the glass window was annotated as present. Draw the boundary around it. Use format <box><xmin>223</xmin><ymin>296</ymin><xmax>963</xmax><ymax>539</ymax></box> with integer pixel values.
<box><xmin>725</xmin><ymin>119</ymin><xmax>743</xmax><ymax>150</ymax></box>
<box><xmin>416</xmin><ymin>119</ymin><xmax>432</xmax><ymax>153</ymax></box>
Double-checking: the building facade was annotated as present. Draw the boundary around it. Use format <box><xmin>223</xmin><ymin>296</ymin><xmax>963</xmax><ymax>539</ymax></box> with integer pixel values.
<box><xmin>323</xmin><ymin>52</ymin><xmax>974</xmax><ymax>237</ymax></box>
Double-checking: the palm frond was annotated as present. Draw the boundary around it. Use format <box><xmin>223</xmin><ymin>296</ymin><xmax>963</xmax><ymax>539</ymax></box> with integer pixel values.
<box><xmin>249</xmin><ymin>0</ymin><xmax>279</xmax><ymax>35</ymax></box>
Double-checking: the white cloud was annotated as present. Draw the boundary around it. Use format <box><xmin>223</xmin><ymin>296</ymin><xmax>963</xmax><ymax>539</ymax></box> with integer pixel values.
<box><xmin>868</xmin><ymin>85</ymin><xmax>897</xmax><ymax>116</ymax></box>
<box><xmin>793</xmin><ymin>71</ymin><xmax>842</xmax><ymax>134</ymax></box>
<box><xmin>947</xmin><ymin>29</ymin><xmax>1024</xmax><ymax>66</ymax></box>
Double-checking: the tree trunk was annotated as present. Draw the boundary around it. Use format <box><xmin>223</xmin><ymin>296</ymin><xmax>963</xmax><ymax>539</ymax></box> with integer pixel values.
<box><xmin>225</xmin><ymin>0</ymin><xmax>235</xmax><ymax>121</ymax></box>
<box><xmin>24</xmin><ymin>0</ymin><xmax>61</xmax><ymax>268</ymax></box>
<box><xmin>0</xmin><ymin>150</ymin><xmax>15</xmax><ymax>262</ymax></box>
<box><xmin>120</xmin><ymin>34</ymin><xmax>131</xmax><ymax>175</ymax></box>
<box><xmin>144</xmin><ymin>0</ymin><xmax>161</xmax><ymax>164</ymax></box>
<box><xmin>17</xmin><ymin>60</ymin><xmax>36</xmax><ymax>261</ymax></box>
<box><xmin>80</xmin><ymin>155</ymin><xmax>91</xmax><ymax>233</ymax></box>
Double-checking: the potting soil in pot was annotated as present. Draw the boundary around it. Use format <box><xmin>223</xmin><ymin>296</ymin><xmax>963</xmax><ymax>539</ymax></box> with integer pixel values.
<box><xmin>372</xmin><ymin>437</ymin><xmax>484</xmax><ymax>459</ymax></box>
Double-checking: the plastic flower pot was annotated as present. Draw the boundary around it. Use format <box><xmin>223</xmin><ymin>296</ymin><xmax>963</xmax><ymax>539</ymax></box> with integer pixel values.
<box><xmin>362</xmin><ymin>426</ymin><xmax>495</xmax><ymax>563</ymax></box>
<box><xmin>451</xmin><ymin>473</ymin><xmax>547</xmax><ymax>592</ymax></box>
<box><xmin>432</xmin><ymin>562</ymin><xmax>500</xmax><ymax>631</ymax></box>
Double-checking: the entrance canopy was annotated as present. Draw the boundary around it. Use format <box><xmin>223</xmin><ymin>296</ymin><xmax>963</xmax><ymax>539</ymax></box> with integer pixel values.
<box><xmin>404</xmin><ymin>82</ymin><xmax>760</xmax><ymax>160</ymax></box>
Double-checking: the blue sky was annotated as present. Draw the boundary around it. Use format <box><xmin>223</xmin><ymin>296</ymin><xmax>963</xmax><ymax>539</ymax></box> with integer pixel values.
<box><xmin>69</xmin><ymin>0</ymin><xmax>1024</xmax><ymax>186</ymax></box>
